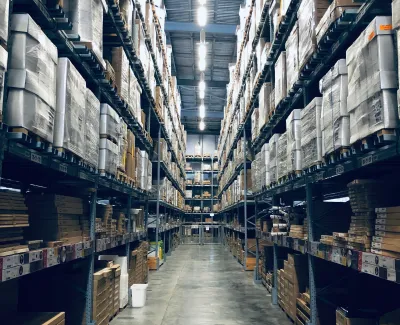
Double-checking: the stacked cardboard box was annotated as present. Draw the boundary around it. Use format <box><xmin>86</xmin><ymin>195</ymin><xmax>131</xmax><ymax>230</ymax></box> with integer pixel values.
<box><xmin>27</xmin><ymin>194</ymin><xmax>89</xmax><ymax>244</ymax></box>
<box><xmin>111</xmin><ymin>47</ymin><xmax>130</xmax><ymax>105</ymax></box>
<box><xmin>286</xmin><ymin>110</ymin><xmax>302</xmax><ymax>174</ymax></box>
<box><xmin>126</xmin><ymin>130</ymin><xmax>136</xmax><ymax>181</ymax></box>
<box><xmin>268</xmin><ymin>134</ymin><xmax>280</xmax><ymax>186</ymax></box>
<box><xmin>96</xmin><ymin>204</ymin><xmax>113</xmax><ymax>237</ymax></box>
<box><xmin>93</xmin><ymin>268</ymin><xmax>112</xmax><ymax>325</ymax></box>
<box><xmin>282</xmin><ymin>254</ymin><xmax>308</xmax><ymax>321</ymax></box>
<box><xmin>277</xmin><ymin>132</ymin><xmax>288</xmax><ymax>181</ymax></box>
<box><xmin>347</xmin><ymin>16</ymin><xmax>398</xmax><ymax>145</ymax></box>
<box><xmin>0</xmin><ymin>312</ymin><xmax>65</xmax><ymax>325</ymax></box>
<box><xmin>289</xmin><ymin>225</ymin><xmax>304</xmax><ymax>239</ymax></box>
<box><xmin>85</xmin><ymin>89</ymin><xmax>101</xmax><ymax>169</ymax></box>
<box><xmin>373</xmin><ymin>206</ymin><xmax>400</xmax><ymax>258</ymax></box>
<box><xmin>275</xmin><ymin>52</ymin><xmax>287</xmax><ymax>107</ymax></box>
<box><xmin>118</xmin><ymin>121</ymin><xmax>128</xmax><ymax>173</ymax></box>
<box><xmin>129</xmin><ymin>241</ymin><xmax>149</xmax><ymax>286</ymax></box>
<box><xmin>336</xmin><ymin>308</ymin><xmax>376</xmax><ymax>325</ymax></box>
<box><xmin>0</xmin><ymin>1</ymin><xmax>8</xmax><ymax>46</ymax></box>
<box><xmin>110</xmin><ymin>265</ymin><xmax>121</xmax><ymax>318</ymax></box>
<box><xmin>286</xmin><ymin>22</ymin><xmax>299</xmax><ymax>94</ymax></box>
<box><xmin>251</xmin><ymin>108</ymin><xmax>259</xmax><ymax>141</ymax></box>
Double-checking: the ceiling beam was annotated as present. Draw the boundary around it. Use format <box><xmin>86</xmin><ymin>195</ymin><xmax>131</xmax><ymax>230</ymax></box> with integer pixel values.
<box><xmin>177</xmin><ymin>79</ymin><xmax>227</xmax><ymax>88</ymax></box>
<box><xmin>165</xmin><ymin>21</ymin><xmax>237</xmax><ymax>35</ymax></box>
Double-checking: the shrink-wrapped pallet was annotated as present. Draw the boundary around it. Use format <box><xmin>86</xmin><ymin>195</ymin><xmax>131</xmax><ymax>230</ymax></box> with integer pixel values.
<box><xmin>297</xmin><ymin>0</ymin><xmax>330</xmax><ymax>70</ymax></box>
<box><xmin>0</xmin><ymin>0</ymin><xmax>9</xmax><ymax>45</ymax></box>
<box><xmin>263</xmin><ymin>143</ymin><xmax>270</xmax><ymax>187</ymax></box>
<box><xmin>0</xmin><ymin>47</ymin><xmax>7</xmax><ymax>122</ymax></box>
<box><xmin>320</xmin><ymin>59</ymin><xmax>349</xmax><ymax>156</ymax></box>
<box><xmin>259</xmin><ymin>83</ymin><xmax>272</xmax><ymax>130</ymax></box>
<box><xmin>277</xmin><ymin>132</ymin><xmax>288</xmax><ymax>180</ymax></box>
<box><xmin>63</xmin><ymin>0</ymin><xmax>105</xmax><ymax>69</ymax></box>
<box><xmin>128</xmin><ymin>68</ymin><xmax>142</xmax><ymax>120</ymax></box>
<box><xmin>268</xmin><ymin>134</ymin><xmax>280</xmax><ymax>186</ymax></box>
<box><xmin>6</xmin><ymin>14</ymin><xmax>58</xmax><ymax>143</ymax></box>
<box><xmin>85</xmin><ymin>89</ymin><xmax>100</xmax><ymax>168</ymax></box>
<box><xmin>269</xmin><ymin>0</ymin><xmax>280</xmax><ymax>42</ymax></box>
<box><xmin>346</xmin><ymin>16</ymin><xmax>398</xmax><ymax>144</ymax></box>
<box><xmin>118</xmin><ymin>120</ymin><xmax>128</xmax><ymax>172</ymax></box>
<box><xmin>285</xmin><ymin>22</ymin><xmax>299</xmax><ymax>94</ymax></box>
<box><xmin>275</xmin><ymin>51</ymin><xmax>287</xmax><ymax>106</ymax></box>
<box><xmin>251</xmin><ymin>107</ymin><xmax>259</xmax><ymax>141</ymax></box>
<box><xmin>100</xmin><ymin>104</ymin><xmax>120</xmax><ymax>143</ymax></box>
<box><xmin>99</xmin><ymin>139</ymin><xmax>119</xmax><ymax>175</ymax></box>
<box><xmin>286</xmin><ymin>109</ymin><xmax>302</xmax><ymax>173</ymax></box>
<box><xmin>251</xmin><ymin>152</ymin><xmax>262</xmax><ymax>193</ymax></box>
<box><xmin>301</xmin><ymin>97</ymin><xmax>322</xmax><ymax>169</ymax></box>
<box><xmin>54</xmin><ymin>58</ymin><xmax>86</xmax><ymax>158</ymax></box>
<box><xmin>112</xmin><ymin>47</ymin><xmax>130</xmax><ymax>104</ymax></box>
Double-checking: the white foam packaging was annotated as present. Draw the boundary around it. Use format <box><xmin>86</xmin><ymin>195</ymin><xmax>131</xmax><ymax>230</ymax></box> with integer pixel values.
<box><xmin>346</xmin><ymin>16</ymin><xmax>398</xmax><ymax>145</ymax></box>
<box><xmin>285</xmin><ymin>22</ymin><xmax>299</xmax><ymax>94</ymax></box>
<box><xmin>268</xmin><ymin>133</ymin><xmax>280</xmax><ymax>186</ymax></box>
<box><xmin>301</xmin><ymin>97</ymin><xmax>322</xmax><ymax>169</ymax></box>
<box><xmin>99</xmin><ymin>138</ymin><xmax>119</xmax><ymax>175</ymax></box>
<box><xmin>63</xmin><ymin>0</ymin><xmax>105</xmax><ymax>69</ymax></box>
<box><xmin>259</xmin><ymin>83</ymin><xmax>272</xmax><ymax>130</ymax></box>
<box><xmin>275</xmin><ymin>51</ymin><xmax>287</xmax><ymax>106</ymax></box>
<box><xmin>84</xmin><ymin>89</ymin><xmax>100</xmax><ymax>168</ymax></box>
<box><xmin>277</xmin><ymin>132</ymin><xmax>288</xmax><ymax>180</ymax></box>
<box><xmin>54</xmin><ymin>58</ymin><xmax>86</xmax><ymax>158</ymax></box>
<box><xmin>6</xmin><ymin>14</ymin><xmax>58</xmax><ymax>143</ymax></box>
<box><xmin>100</xmin><ymin>104</ymin><xmax>120</xmax><ymax>142</ymax></box>
<box><xmin>286</xmin><ymin>109</ymin><xmax>302</xmax><ymax>173</ymax></box>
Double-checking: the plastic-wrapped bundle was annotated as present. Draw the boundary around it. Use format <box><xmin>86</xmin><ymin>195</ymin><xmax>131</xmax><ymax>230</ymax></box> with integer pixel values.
<box><xmin>275</xmin><ymin>51</ymin><xmax>287</xmax><ymax>106</ymax></box>
<box><xmin>346</xmin><ymin>16</ymin><xmax>398</xmax><ymax>144</ymax></box>
<box><xmin>0</xmin><ymin>47</ymin><xmax>7</xmax><ymax>122</ymax></box>
<box><xmin>99</xmin><ymin>139</ymin><xmax>119</xmax><ymax>175</ymax></box>
<box><xmin>286</xmin><ymin>109</ymin><xmax>302</xmax><ymax>173</ymax></box>
<box><xmin>118</xmin><ymin>120</ymin><xmax>128</xmax><ymax>172</ymax></box>
<box><xmin>100</xmin><ymin>104</ymin><xmax>120</xmax><ymax>143</ymax></box>
<box><xmin>0</xmin><ymin>0</ymin><xmax>9</xmax><ymax>45</ymax></box>
<box><xmin>268</xmin><ymin>134</ymin><xmax>280</xmax><ymax>185</ymax></box>
<box><xmin>84</xmin><ymin>89</ymin><xmax>100</xmax><ymax>168</ymax></box>
<box><xmin>298</xmin><ymin>0</ymin><xmax>330</xmax><ymax>70</ymax></box>
<box><xmin>63</xmin><ymin>0</ymin><xmax>105</xmax><ymax>69</ymax></box>
<box><xmin>264</xmin><ymin>143</ymin><xmax>270</xmax><ymax>187</ymax></box>
<box><xmin>251</xmin><ymin>153</ymin><xmax>261</xmax><ymax>193</ymax></box>
<box><xmin>6</xmin><ymin>14</ymin><xmax>58</xmax><ymax>143</ymax></box>
<box><xmin>112</xmin><ymin>47</ymin><xmax>130</xmax><ymax>104</ymax></box>
<box><xmin>320</xmin><ymin>59</ymin><xmax>349</xmax><ymax>156</ymax></box>
<box><xmin>301</xmin><ymin>97</ymin><xmax>322</xmax><ymax>169</ymax></box>
<box><xmin>259</xmin><ymin>83</ymin><xmax>272</xmax><ymax>130</ymax></box>
<box><xmin>269</xmin><ymin>0</ymin><xmax>280</xmax><ymax>43</ymax></box>
<box><xmin>54</xmin><ymin>58</ymin><xmax>86</xmax><ymax>158</ymax></box>
<box><xmin>393</xmin><ymin>0</ymin><xmax>400</xmax><ymax>30</ymax></box>
<box><xmin>128</xmin><ymin>68</ymin><xmax>142</xmax><ymax>119</ymax></box>
<box><xmin>285</xmin><ymin>22</ymin><xmax>299</xmax><ymax>94</ymax></box>
<box><xmin>277</xmin><ymin>132</ymin><xmax>288</xmax><ymax>180</ymax></box>
<box><xmin>251</xmin><ymin>108</ymin><xmax>259</xmax><ymax>141</ymax></box>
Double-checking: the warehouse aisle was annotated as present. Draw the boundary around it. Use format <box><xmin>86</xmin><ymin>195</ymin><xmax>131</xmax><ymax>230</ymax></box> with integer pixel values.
<box><xmin>111</xmin><ymin>245</ymin><xmax>292</xmax><ymax>325</ymax></box>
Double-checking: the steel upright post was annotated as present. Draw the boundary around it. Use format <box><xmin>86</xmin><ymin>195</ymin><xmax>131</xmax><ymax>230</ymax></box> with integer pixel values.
<box><xmin>306</xmin><ymin>182</ymin><xmax>318</xmax><ymax>325</ymax></box>
<box><xmin>243</xmin><ymin>128</ymin><xmax>248</xmax><ymax>271</ymax></box>
<box><xmin>254</xmin><ymin>200</ymin><xmax>261</xmax><ymax>283</ymax></box>
<box><xmin>272</xmin><ymin>243</ymin><xmax>278</xmax><ymax>305</ymax></box>
<box><xmin>86</xmin><ymin>189</ymin><xmax>97</xmax><ymax>325</ymax></box>
<box><xmin>156</xmin><ymin>126</ymin><xmax>161</xmax><ymax>270</ymax></box>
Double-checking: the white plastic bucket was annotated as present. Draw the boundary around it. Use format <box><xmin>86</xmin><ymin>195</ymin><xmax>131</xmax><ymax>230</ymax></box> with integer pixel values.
<box><xmin>130</xmin><ymin>283</ymin><xmax>148</xmax><ymax>307</ymax></box>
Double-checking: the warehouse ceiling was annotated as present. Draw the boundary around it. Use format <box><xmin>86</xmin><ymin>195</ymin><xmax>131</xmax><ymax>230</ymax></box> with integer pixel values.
<box><xmin>164</xmin><ymin>0</ymin><xmax>243</xmax><ymax>133</ymax></box>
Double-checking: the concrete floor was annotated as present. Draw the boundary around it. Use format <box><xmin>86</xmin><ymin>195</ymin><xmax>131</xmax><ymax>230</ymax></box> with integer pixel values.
<box><xmin>111</xmin><ymin>244</ymin><xmax>292</xmax><ymax>325</ymax></box>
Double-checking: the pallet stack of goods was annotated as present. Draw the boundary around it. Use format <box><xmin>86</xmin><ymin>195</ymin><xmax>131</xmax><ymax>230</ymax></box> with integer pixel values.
<box><xmin>286</xmin><ymin>110</ymin><xmax>302</xmax><ymax>176</ymax></box>
<box><xmin>26</xmin><ymin>194</ymin><xmax>89</xmax><ymax>245</ymax></box>
<box><xmin>0</xmin><ymin>0</ymin><xmax>7</xmax><ymax>121</ymax></box>
<box><xmin>296</xmin><ymin>290</ymin><xmax>311</xmax><ymax>325</ymax></box>
<box><xmin>96</xmin><ymin>204</ymin><xmax>114</xmax><ymax>238</ymax></box>
<box><xmin>372</xmin><ymin>206</ymin><xmax>400</xmax><ymax>258</ymax></box>
<box><xmin>0</xmin><ymin>191</ymin><xmax>30</xmax><ymax>255</ymax></box>
<box><xmin>347</xmin><ymin>16</ymin><xmax>398</xmax><ymax>148</ymax></box>
<box><xmin>0</xmin><ymin>312</ymin><xmax>66</xmax><ymax>325</ymax></box>
<box><xmin>93</xmin><ymin>267</ymin><xmax>114</xmax><ymax>325</ymax></box>
<box><xmin>129</xmin><ymin>241</ymin><xmax>149</xmax><ymax>286</ymax></box>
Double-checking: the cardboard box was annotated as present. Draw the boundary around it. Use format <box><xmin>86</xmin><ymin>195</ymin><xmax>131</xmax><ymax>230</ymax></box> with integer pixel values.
<box><xmin>274</xmin><ymin>51</ymin><xmax>287</xmax><ymax>106</ymax></box>
<box><xmin>336</xmin><ymin>308</ymin><xmax>376</xmax><ymax>325</ymax></box>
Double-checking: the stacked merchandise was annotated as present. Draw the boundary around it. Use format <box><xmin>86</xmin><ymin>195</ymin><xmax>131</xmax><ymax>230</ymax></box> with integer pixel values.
<box><xmin>0</xmin><ymin>191</ymin><xmax>29</xmax><ymax>254</ymax></box>
<box><xmin>131</xmin><ymin>208</ymin><xmax>145</xmax><ymax>232</ymax></box>
<box><xmin>96</xmin><ymin>204</ymin><xmax>113</xmax><ymax>238</ymax></box>
<box><xmin>0</xmin><ymin>44</ymin><xmax>6</xmax><ymax>122</ymax></box>
<box><xmin>0</xmin><ymin>1</ymin><xmax>8</xmax><ymax>47</ymax></box>
<box><xmin>289</xmin><ymin>225</ymin><xmax>304</xmax><ymax>239</ymax></box>
<box><xmin>54</xmin><ymin>58</ymin><xmax>86</xmax><ymax>159</ymax></box>
<box><xmin>303</xmin><ymin>218</ymin><xmax>308</xmax><ymax>240</ymax></box>
<box><xmin>63</xmin><ymin>0</ymin><xmax>106</xmax><ymax>69</ymax></box>
<box><xmin>277</xmin><ymin>269</ymin><xmax>284</xmax><ymax>308</ymax></box>
<box><xmin>373</xmin><ymin>206</ymin><xmax>400</xmax><ymax>258</ymax></box>
<box><xmin>113</xmin><ymin>208</ymin><xmax>127</xmax><ymax>235</ymax></box>
<box><xmin>268</xmin><ymin>134</ymin><xmax>280</xmax><ymax>186</ymax></box>
<box><xmin>281</xmin><ymin>254</ymin><xmax>309</xmax><ymax>321</ymax></box>
<box><xmin>320</xmin><ymin>59</ymin><xmax>349</xmax><ymax>157</ymax></box>
<box><xmin>300</xmin><ymin>98</ymin><xmax>323</xmax><ymax>170</ymax></box>
<box><xmin>110</xmin><ymin>265</ymin><xmax>121</xmax><ymax>318</ymax></box>
<box><xmin>347</xmin><ymin>180</ymin><xmax>398</xmax><ymax>252</ymax></box>
<box><xmin>93</xmin><ymin>267</ymin><xmax>113</xmax><ymax>325</ymax></box>
<box><xmin>111</xmin><ymin>47</ymin><xmax>130</xmax><ymax>107</ymax></box>
<box><xmin>270</xmin><ymin>209</ymin><xmax>288</xmax><ymax>236</ymax></box>
<box><xmin>0</xmin><ymin>312</ymin><xmax>65</xmax><ymax>325</ymax></box>
<box><xmin>100</xmin><ymin>104</ymin><xmax>120</xmax><ymax>176</ymax></box>
<box><xmin>27</xmin><ymin>194</ymin><xmax>89</xmax><ymax>245</ymax></box>
<box><xmin>297</xmin><ymin>0</ymin><xmax>330</xmax><ymax>70</ymax></box>
<box><xmin>286</xmin><ymin>110</ymin><xmax>302</xmax><ymax>175</ymax></box>
<box><xmin>6</xmin><ymin>14</ymin><xmax>58</xmax><ymax>143</ymax></box>
<box><xmin>129</xmin><ymin>241</ymin><xmax>149</xmax><ymax>286</ymax></box>
<box><xmin>251</xmin><ymin>151</ymin><xmax>262</xmax><ymax>193</ymax></box>
<box><xmin>85</xmin><ymin>89</ymin><xmax>101</xmax><ymax>169</ymax></box>
<box><xmin>258</xmin><ymin>83</ymin><xmax>272</xmax><ymax>132</ymax></box>
<box><xmin>117</xmin><ymin>121</ymin><xmax>128</xmax><ymax>174</ymax></box>
<box><xmin>296</xmin><ymin>290</ymin><xmax>312</xmax><ymax>325</ymax></box>
<box><xmin>126</xmin><ymin>130</ymin><xmax>136</xmax><ymax>181</ymax></box>
<box><xmin>277</xmin><ymin>132</ymin><xmax>288</xmax><ymax>181</ymax></box>
<box><xmin>128</xmin><ymin>68</ymin><xmax>142</xmax><ymax>121</ymax></box>
<box><xmin>135</xmin><ymin>149</ymin><xmax>152</xmax><ymax>191</ymax></box>
<box><xmin>275</xmin><ymin>52</ymin><xmax>287</xmax><ymax>107</ymax></box>
<box><xmin>251</xmin><ymin>108</ymin><xmax>259</xmax><ymax>141</ymax></box>
<box><xmin>346</xmin><ymin>16</ymin><xmax>398</xmax><ymax>145</ymax></box>
<box><xmin>285</xmin><ymin>22</ymin><xmax>299</xmax><ymax>94</ymax></box>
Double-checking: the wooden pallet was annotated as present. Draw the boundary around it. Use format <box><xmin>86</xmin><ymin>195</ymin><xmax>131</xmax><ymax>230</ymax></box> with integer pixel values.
<box><xmin>8</xmin><ymin>127</ymin><xmax>53</xmax><ymax>152</ymax></box>
<box><xmin>323</xmin><ymin>147</ymin><xmax>351</xmax><ymax>165</ymax></box>
<box><xmin>303</xmin><ymin>161</ymin><xmax>322</xmax><ymax>174</ymax></box>
<box><xmin>0</xmin><ymin>245</ymin><xmax>29</xmax><ymax>257</ymax></box>
<box><xmin>53</xmin><ymin>147</ymin><xmax>85</xmax><ymax>165</ymax></box>
<box><xmin>351</xmin><ymin>129</ymin><xmax>397</xmax><ymax>154</ymax></box>
<box><xmin>99</xmin><ymin>170</ymin><xmax>117</xmax><ymax>179</ymax></box>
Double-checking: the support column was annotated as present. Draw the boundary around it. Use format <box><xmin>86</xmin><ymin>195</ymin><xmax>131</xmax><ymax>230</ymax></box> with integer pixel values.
<box><xmin>307</xmin><ymin>182</ymin><xmax>318</xmax><ymax>325</ymax></box>
<box><xmin>156</xmin><ymin>127</ymin><xmax>161</xmax><ymax>270</ymax></box>
<box><xmin>254</xmin><ymin>200</ymin><xmax>261</xmax><ymax>284</ymax></box>
<box><xmin>272</xmin><ymin>243</ymin><xmax>278</xmax><ymax>305</ymax></box>
<box><xmin>125</xmin><ymin>195</ymin><xmax>132</xmax><ymax>263</ymax></box>
<box><xmin>243</xmin><ymin>128</ymin><xmax>248</xmax><ymax>271</ymax></box>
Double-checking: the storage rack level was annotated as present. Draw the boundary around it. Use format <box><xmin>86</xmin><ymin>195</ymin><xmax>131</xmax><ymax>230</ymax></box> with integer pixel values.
<box><xmin>181</xmin><ymin>222</ymin><xmax>223</xmax><ymax>245</ymax></box>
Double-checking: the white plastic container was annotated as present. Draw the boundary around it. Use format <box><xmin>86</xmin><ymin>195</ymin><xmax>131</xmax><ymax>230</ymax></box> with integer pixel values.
<box><xmin>130</xmin><ymin>283</ymin><xmax>148</xmax><ymax>308</ymax></box>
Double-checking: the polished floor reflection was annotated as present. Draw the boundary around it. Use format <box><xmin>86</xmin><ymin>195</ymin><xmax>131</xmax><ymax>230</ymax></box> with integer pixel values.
<box><xmin>111</xmin><ymin>244</ymin><xmax>292</xmax><ymax>325</ymax></box>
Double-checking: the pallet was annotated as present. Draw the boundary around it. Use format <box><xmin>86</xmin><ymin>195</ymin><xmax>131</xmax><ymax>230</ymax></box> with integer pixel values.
<box><xmin>53</xmin><ymin>147</ymin><xmax>85</xmax><ymax>165</ymax></box>
<box><xmin>46</xmin><ymin>241</ymin><xmax>64</xmax><ymax>248</ymax></box>
<box><xmin>0</xmin><ymin>245</ymin><xmax>29</xmax><ymax>256</ymax></box>
<box><xmin>99</xmin><ymin>170</ymin><xmax>117</xmax><ymax>180</ymax></box>
<box><xmin>116</xmin><ymin>170</ymin><xmax>134</xmax><ymax>187</ymax></box>
<box><xmin>323</xmin><ymin>147</ymin><xmax>351</xmax><ymax>165</ymax></box>
<box><xmin>351</xmin><ymin>129</ymin><xmax>397</xmax><ymax>155</ymax></box>
<box><xmin>8</xmin><ymin>127</ymin><xmax>53</xmax><ymax>152</ymax></box>
<box><xmin>302</xmin><ymin>161</ymin><xmax>322</xmax><ymax>174</ymax></box>
<box><xmin>79</xmin><ymin>159</ymin><xmax>98</xmax><ymax>174</ymax></box>
<box><xmin>186</xmin><ymin>155</ymin><xmax>194</xmax><ymax>159</ymax></box>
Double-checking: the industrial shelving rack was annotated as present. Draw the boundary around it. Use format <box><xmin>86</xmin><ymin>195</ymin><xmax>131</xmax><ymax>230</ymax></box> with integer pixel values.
<box><xmin>218</xmin><ymin>0</ymin><xmax>400</xmax><ymax>324</ymax></box>
<box><xmin>0</xmin><ymin>0</ymin><xmax>185</xmax><ymax>323</ymax></box>
<box><xmin>184</xmin><ymin>154</ymin><xmax>219</xmax><ymax>244</ymax></box>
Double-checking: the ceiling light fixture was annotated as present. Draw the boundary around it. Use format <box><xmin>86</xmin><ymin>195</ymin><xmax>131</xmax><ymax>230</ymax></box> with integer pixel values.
<box><xmin>199</xmin><ymin>43</ymin><xmax>207</xmax><ymax>59</ymax></box>
<box><xmin>199</xmin><ymin>119</ymin><xmax>205</xmax><ymax>131</ymax></box>
<box><xmin>199</xmin><ymin>80</ymin><xmax>206</xmax><ymax>92</ymax></box>
<box><xmin>199</xmin><ymin>89</ymin><xmax>205</xmax><ymax>99</ymax></box>
<box><xmin>197</xmin><ymin>6</ymin><xmax>207</xmax><ymax>26</ymax></box>
<box><xmin>199</xmin><ymin>58</ymin><xmax>206</xmax><ymax>71</ymax></box>
<box><xmin>199</xmin><ymin>0</ymin><xmax>206</xmax><ymax>5</ymax></box>
<box><xmin>199</xmin><ymin>101</ymin><xmax>205</xmax><ymax>118</ymax></box>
